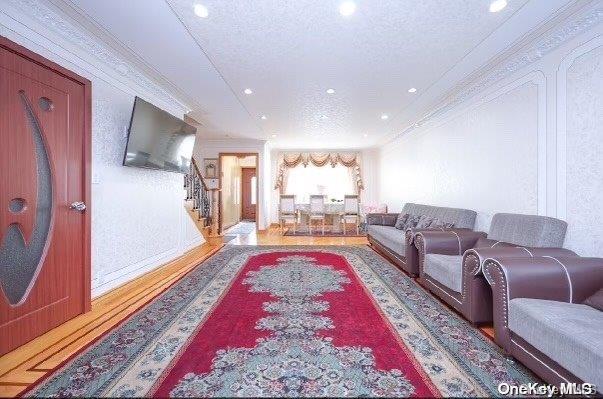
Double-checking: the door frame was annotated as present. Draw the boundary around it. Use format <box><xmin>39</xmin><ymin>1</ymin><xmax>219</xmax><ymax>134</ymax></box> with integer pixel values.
<box><xmin>240</xmin><ymin>167</ymin><xmax>257</xmax><ymax>221</ymax></box>
<box><xmin>0</xmin><ymin>35</ymin><xmax>92</xmax><ymax>311</ymax></box>
<box><xmin>218</xmin><ymin>152</ymin><xmax>259</xmax><ymax>233</ymax></box>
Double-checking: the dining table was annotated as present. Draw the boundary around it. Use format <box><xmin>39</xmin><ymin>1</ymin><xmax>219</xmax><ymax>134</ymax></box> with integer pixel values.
<box><xmin>295</xmin><ymin>202</ymin><xmax>346</xmax><ymax>232</ymax></box>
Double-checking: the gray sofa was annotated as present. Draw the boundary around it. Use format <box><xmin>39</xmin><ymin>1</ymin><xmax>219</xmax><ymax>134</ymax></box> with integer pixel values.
<box><xmin>366</xmin><ymin>203</ymin><xmax>477</xmax><ymax>276</ymax></box>
<box><xmin>483</xmin><ymin>256</ymin><xmax>603</xmax><ymax>391</ymax></box>
<box><xmin>415</xmin><ymin>213</ymin><xmax>573</xmax><ymax>324</ymax></box>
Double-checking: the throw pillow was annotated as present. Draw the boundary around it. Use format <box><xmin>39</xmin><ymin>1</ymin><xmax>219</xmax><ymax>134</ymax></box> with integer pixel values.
<box><xmin>394</xmin><ymin>213</ymin><xmax>410</xmax><ymax>230</ymax></box>
<box><xmin>404</xmin><ymin>214</ymin><xmax>423</xmax><ymax>229</ymax></box>
<box><xmin>583</xmin><ymin>288</ymin><xmax>603</xmax><ymax>311</ymax></box>
<box><xmin>416</xmin><ymin>215</ymin><xmax>438</xmax><ymax>229</ymax></box>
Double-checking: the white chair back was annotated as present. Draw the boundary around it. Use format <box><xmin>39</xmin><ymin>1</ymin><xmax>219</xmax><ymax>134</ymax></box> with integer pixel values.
<box><xmin>344</xmin><ymin>195</ymin><xmax>359</xmax><ymax>215</ymax></box>
<box><xmin>309</xmin><ymin>195</ymin><xmax>326</xmax><ymax>214</ymax></box>
<box><xmin>280</xmin><ymin>195</ymin><xmax>296</xmax><ymax>214</ymax></box>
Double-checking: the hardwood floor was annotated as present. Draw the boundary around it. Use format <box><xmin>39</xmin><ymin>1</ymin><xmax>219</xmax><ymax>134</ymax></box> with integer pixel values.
<box><xmin>0</xmin><ymin>228</ymin><xmax>365</xmax><ymax>397</ymax></box>
<box><xmin>0</xmin><ymin>227</ymin><xmax>494</xmax><ymax>397</ymax></box>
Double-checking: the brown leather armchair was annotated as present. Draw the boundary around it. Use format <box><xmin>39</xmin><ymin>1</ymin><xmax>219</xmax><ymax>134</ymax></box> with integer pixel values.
<box><xmin>483</xmin><ymin>256</ymin><xmax>603</xmax><ymax>390</ymax></box>
<box><xmin>414</xmin><ymin>213</ymin><xmax>575</xmax><ymax>324</ymax></box>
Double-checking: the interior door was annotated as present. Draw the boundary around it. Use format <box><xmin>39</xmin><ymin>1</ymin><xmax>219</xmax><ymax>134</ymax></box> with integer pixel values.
<box><xmin>241</xmin><ymin>167</ymin><xmax>256</xmax><ymax>221</ymax></box>
<box><xmin>0</xmin><ymin>37</ymin><xmax>90</xmax><ymax>355</ymax></box>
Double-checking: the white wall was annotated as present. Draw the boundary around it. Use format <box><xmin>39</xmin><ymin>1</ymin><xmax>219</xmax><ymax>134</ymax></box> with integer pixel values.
<box><xmin>1</xmin><ymin>0</ymin><xmax>204</xmax><ymax>296</ymax></box>
<box><xmin>378</xmin><ymin>3</ymin><xmax>603</xmax><ymax>256</ymax></box>
<box><xmin>192</xmin><ymin>138</ymin><xmax>270</xmax><ymax>230</ymax></box>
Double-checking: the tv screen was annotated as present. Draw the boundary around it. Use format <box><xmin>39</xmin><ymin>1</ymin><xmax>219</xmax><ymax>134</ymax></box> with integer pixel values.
<box><xmin>123</xmin><ymin>97</ymin><xmax>197</xmax><ymax>174</ymax></box>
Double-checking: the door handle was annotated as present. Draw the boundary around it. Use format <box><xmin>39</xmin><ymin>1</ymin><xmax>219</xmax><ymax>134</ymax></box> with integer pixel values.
<box><xmin>69</xmin><ymin>201</ymin><xmax>86</xmax><ymax>212</ymax></box>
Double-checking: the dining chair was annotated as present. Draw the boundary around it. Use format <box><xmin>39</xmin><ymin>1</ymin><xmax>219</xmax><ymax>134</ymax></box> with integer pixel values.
<box><xmin>309</xmin><ymin>195</ymin><xmax>326</xmax><ymax>235</ymax></box>
<box><xmin>279</xmin><ymin>195</ymin><xmax>298</xmax><ymax>234</ymax></box>
<box><xmin>341</xmin><ymin>195</ymin><xmax>360</xmax><ymax>235</ymax></box>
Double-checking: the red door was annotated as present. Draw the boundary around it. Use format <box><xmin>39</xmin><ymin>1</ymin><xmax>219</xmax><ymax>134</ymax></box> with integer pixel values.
<box><xmin>0</xmin><ymin>37</ymin><xmax>91</xmax><ymax>355</ymax></box>
<box><xmin>241</xmin><ymin>168</ymin><xmax>256</xmax><ymax>221</ymax></box>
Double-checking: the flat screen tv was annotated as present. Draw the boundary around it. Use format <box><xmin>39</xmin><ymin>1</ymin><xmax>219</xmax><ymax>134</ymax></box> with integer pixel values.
<box><xmin>123</xmin><ymin>97</ymin><xmax>197</xmax><ymax>174</ymax></box>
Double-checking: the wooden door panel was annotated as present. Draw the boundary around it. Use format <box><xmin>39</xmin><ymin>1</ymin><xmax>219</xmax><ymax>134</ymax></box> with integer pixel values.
<box><xmin>241</xmin><ymin>168</ymin><xmax>256</xmax><ymax>220</ymax></box>
<box><xmin>0</xmin><ymin>37</ymin><xmax>90</xmax><ymax>355</ymax></box>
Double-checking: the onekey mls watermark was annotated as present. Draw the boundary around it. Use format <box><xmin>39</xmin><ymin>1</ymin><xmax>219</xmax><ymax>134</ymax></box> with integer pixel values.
<box><xmin>498</xmin><ymin>382</ymin><xmax>598</xmax><ymax>397</ymax></box>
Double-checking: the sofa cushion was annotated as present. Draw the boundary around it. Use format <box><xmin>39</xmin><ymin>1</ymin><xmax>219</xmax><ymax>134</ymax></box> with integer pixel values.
<box><xmin>382</xmin><ymin>214</ymin><xmax>398</xmax><ymax>227</ymax></box>
<box><xmin>487</xmin><ymin>213</ymin><xmax>567</xmax><ymax>247</ymax></box>
<box><xmin>367</xmin><ymin>225</ymin><xmax>406</xmax><ymax>256</ymax></box>
<box><xmin>401</xmin><ymin>203</ymin><xmax>476</xmax><ymax>229</ymax></box>
<box><xmin>416</xmin><ymin>215</ymin><xmax>439</xmax><ymax>228</ymax></box>
<box><xmin>423</xmin><ymin>254</ymin><xmax>463</xmax><ymax>293</ymax></box>
<box><xmin>509</xmin><ymin>298</ymin><xmax>603</xmax><ymax>388</ymax></box>
<box><xmin>394</xmin><ymin>213</ymin><xmax>409</xmax><ymax>230</ymax></box>
<box><xmin>584</xmin><ymin>288</ymin><xmax>603</xmax><ymax>311</ymax></box>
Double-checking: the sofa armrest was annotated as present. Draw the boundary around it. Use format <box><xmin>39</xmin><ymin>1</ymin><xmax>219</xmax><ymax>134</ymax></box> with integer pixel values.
<box><xmin>404</xmin><ymin>227</ymin><xmax>471</xmax><ymax>246</ymax></box>
<box><xmin>366</xmin><ymin>213</ymin><xmax>399</xmax><ymax>226</ymax></box>
<box><xmin>463</xmin><ymin>246</ymin><xmax>577</xmax><ymax>276</ymax></box>
<box><xmin>482</xmin><ymin>256</ymin><xmax>603</xmax><ymax>350</ymax></box>
<box><xmin>415</xmin><ymin>230</ymin><xmax>486</xmax><ymax>256</ymax></box>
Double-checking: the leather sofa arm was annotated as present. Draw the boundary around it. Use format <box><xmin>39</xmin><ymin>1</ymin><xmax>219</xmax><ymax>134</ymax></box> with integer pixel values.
<box><xmin>366</xmin><ymin>213</ymin><xmax>399</xmax><ymax>225</ymax></box>
<box><xmin>405</xmin><ymin>227</ymin><xmax>471</xmax><ymax>245</ymax></box>
<box><xmin>415</xmin><ymin>230</ymin><xmax>486</xmax><ymax>256</ymax></box>
<box><xmin>483</xmin><ymin>256</ymin><xmax>603</xmax><ymax>350</ymax></box>
<box><xmin>463</xmin><ymin>246</ymin><xmax>577</xmax><ymax>276</ymax></box>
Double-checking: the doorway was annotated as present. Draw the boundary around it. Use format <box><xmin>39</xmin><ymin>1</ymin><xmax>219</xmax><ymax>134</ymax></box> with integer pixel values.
<box><xmin>218</xmin><ymin>153</ymin><xmax>258</xmax><ymax>235</ymax></box>
<box><xmin>0</xmin><ymin>36</ymin><xmax>91</xmax><ymax>355</ymax></box>
<box><xmin>241</xmin><ymin>167</ymin><xmax>257</xmax><ymax>221</ymax></box>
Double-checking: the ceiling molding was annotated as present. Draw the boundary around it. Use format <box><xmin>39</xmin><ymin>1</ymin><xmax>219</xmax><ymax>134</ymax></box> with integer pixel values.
<box><xmin>6</xmin><ymin>0</ymin><xmax>190</xmax><ymax>114</ymax></box>
<box><xmin>386</xmin><ymin>2</ymin><xmax>603</xmax><ymax>143</ymax></box>
<box><xmin>47</xmin><ymin>0</ymin><xmax>205</xmax><ymax>114</ymax></box>
<box><xmin>388</xmin><ymin>0</ymin><xmax>602</xmax><ymax>143</ymax></box>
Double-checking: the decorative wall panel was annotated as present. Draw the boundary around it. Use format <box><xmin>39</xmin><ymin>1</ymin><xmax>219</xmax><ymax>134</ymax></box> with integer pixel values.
<box><xmin>564</xmin><ymin>45</ymin><xmax>603</xmax><ymax>257</ymax></box>
<box><xmin>380</xmin><ymin>80</ymin><xmax>540</xmax><ymax>232</ymax></box>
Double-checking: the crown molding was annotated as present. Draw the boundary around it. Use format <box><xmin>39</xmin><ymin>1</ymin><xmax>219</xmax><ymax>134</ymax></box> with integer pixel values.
<box><xmin>4</xmin><ymin>0</ymin><xmax>190</xmax><ymax>115</ymax></box>
<box><xmin>389</xmin><ymin>0</ymin><xmax>602</xmax><ymax>143</ymax></box>
<box><xmin>47</xmin><ymin>0</ymin><xmax>205</xmax><ymax>114</ymax></box>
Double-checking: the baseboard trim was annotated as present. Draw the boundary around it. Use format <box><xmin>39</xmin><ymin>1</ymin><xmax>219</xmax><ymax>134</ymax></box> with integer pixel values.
<box><xmin>92</xmin><ymin>242</ymin><xmax>221</xmax><ymax>300</ymax></box>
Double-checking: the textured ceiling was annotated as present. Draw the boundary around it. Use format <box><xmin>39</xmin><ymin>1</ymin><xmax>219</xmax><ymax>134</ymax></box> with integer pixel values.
<box><xmin>166</xmin><ymin>0</ymin><xmax>530</xmax><ymax>148</ymax></box>
<box><xmin>63</xmin><ymin>0</ymin><xmax>572</xmax><ymax>148</ymax></box>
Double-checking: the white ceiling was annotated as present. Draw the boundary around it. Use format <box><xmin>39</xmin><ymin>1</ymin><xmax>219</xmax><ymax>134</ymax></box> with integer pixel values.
<box><xmin>60</xmin><ymin>0</ymin><xmax>572</xmax><ymax>149</ymax></box>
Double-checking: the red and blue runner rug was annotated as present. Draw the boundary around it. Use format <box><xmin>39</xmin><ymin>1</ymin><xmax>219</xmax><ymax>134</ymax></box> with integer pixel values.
<box><xmin>27</xmin><ymin>246</ymin><xmax>537</xmax><ymax>397</ymax></box>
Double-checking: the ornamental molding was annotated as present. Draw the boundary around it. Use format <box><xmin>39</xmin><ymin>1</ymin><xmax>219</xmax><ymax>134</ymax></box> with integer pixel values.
<box><xmin>6</xmin><ymin>0</ymin><xmax>189</xmax><ymax>114</ymax></box>
<box><xmin>393</xmin><ymin>2</ymin><xmax>602</xmax><ymax>141</ymax></box>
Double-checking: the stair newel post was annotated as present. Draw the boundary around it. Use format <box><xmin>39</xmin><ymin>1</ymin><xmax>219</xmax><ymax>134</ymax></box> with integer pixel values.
<box><xmin>210</xmin><ymin>189</ymin><xmax>220</xmax><ymax>237</ymax></box>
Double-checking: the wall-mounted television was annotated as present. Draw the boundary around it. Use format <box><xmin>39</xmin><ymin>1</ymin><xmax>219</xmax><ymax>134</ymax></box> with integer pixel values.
<box><xmin>123</xmin><ymin>97</ymin><xmax>197</xmax><ymax>174</ymax></box>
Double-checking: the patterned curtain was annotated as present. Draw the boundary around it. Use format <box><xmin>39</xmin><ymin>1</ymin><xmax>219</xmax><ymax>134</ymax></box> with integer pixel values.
<box><xmin>275</xmin><ymin>152</ymin><xmax>364</xmax><ymax>193</ymax></box>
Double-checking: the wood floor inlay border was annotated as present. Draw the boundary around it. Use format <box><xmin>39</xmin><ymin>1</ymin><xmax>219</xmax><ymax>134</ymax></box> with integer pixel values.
<box><xmin>0</xmin><ymin>243</ymin><xmax>224</xmax><ymax>397</ymax></box>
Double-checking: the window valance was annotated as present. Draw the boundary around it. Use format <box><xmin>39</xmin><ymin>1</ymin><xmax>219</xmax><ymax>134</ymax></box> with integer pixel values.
<box><xmin>275</xmin><ymin>152</ymin><xmax>364</xmax><ymax>193</ymax></box>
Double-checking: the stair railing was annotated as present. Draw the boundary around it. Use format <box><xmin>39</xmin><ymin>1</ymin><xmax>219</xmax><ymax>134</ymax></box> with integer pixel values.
<box><xmin>184</xmin><ymin>158</ymin><xmax>219</xmax><ymax>238</ymax></box>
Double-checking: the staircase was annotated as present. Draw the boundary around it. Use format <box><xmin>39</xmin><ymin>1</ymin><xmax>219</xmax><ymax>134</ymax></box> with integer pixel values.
<box><xmin>184</xmin><ymin>158</ymin><xmax>222</xmax><ymax>245</ymax></box>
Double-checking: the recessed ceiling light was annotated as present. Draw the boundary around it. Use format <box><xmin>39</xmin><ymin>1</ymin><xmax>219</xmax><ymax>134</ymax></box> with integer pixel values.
<box><xmin>381</xmin><ymin>114</ymin><xmax>389</xmax><ymax>120</ymax></box>
<box><xmin>408</xmin><ymin>87</ymin><xmax>417</xmax><ymax>93</ymax></box>
<box><xmin>193</xmin><ymin>4</ymin><xmax>209</xmax><ymax>18</ymax></box>
<box><xmin>363</xmin><ymin>134</ymin><xmax>368</xmax><ymax>138</ymax></box>
<box><xmin>339</xmin><ymin>1</ymin><xmax>356</xmax><ymax>17</ymax></box>
<box><xmin>243</xmin><ymin>88</ymin><xmax>253</xmax><ymax>95</ymax></box>
<box><xmin>271</xmin><ymin>134</ymin><xmax>277</xmax><ymax>138</ymax></box>
<box><xmin>260</xmin><ymin>115</ymin><xmax>267</xmax><ymax>120</ymax></box>
<box><xmin>326</xmin><ymin>88</ymin><xmax>336</xmax><ymax>94</ymax></box>
<box><xmin>489</xmin><ymin>0</ymin><xmax>507</xmax><ymax>13</ymax></box>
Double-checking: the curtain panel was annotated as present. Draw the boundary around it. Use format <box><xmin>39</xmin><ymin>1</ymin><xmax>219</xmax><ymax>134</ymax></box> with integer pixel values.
<box><xmin>275</xmin><ymin>152</ymin><xmax>364</xmax><ymax>193</ymax></box>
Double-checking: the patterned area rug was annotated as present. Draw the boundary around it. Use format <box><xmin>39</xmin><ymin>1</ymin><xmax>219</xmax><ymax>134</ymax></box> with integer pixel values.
<box><xmin>26</xmin><ymin>246</ymin><xmax>537</xmax><ymax>397</ymax></box>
